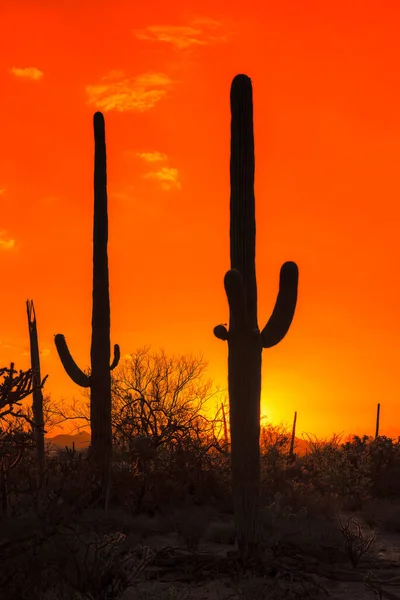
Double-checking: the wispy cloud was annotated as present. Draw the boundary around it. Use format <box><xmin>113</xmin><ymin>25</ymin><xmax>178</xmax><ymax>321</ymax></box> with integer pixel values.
<box><xmin>10</xmin><ymin>66</ymin><xmax>44</xmax><ymax>81</ymax></box>
<box><xmin>143</xmin><ymin>167</ymin><xmax>181</xmax><ymax>190</ymax></box>
<box><xmin>136</xmin><ymin>151</ymin><xmax>168</xmax><ymax>162</ymax></box>
<box><xmin>0</xmin><ymin>231</ymin><xmax>15</xmax><ymax>250</ymax></box>
<box><xmin>86</xmin><ymin>71</ymin><xmax>172</xmax><ymax>112</ymax></box>
<box><xmin>135</xmin><ymin>151</ymin><xmax>180</xmax><ymax>190</ymax></box>
<box><xmin>134</xmin><ymin>17</ymin><xmax>227</xmax><ymax>49</ymax></box>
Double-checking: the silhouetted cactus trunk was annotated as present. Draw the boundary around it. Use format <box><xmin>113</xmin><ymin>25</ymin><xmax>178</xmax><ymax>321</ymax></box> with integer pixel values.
<box><xmin>289</xmin><ymin>411</ymin><xmax>297</xmax><ymax>458</ymax></box>
<box><xmin>90</xmin><ymin>110</ymin><xmax>113</xmax><ymax>499</ymax></box>
<box><xmin>55</xmin><ymin>113</ymin><xmax>120</xmax><ymax>508</ymax></box>
<box><xmin>27</xmin><ymin>300</ymin><xmax>46</xmax><ymax>484</ymax></box>
<box><xmin>375</xmin><ymin>403</ymin><xmax>380</xmax><ymax>439</ymax></box>
<box><xmin>214</xmin><ymin>75</ymin><xmax>299</xmax><ymax>561</ymax></box>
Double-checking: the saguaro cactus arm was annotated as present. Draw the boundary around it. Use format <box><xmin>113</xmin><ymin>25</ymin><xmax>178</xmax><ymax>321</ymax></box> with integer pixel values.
<box><xmin>214</xmin><ymin>261</ymin><xmax>298</xmax><ymax>344</ymax></box>
<box><xmin>213</xmin><ymin>324</ymin><xmax>229</xmax><ymax>340</ymax></box>
<box><xmin>261</xmin><ymin>261</ymin><xmax>299</xmax><ymax>349</ymax></box>
<box><xmin>214</xmin><ymin>269</ymin><xmax>247</xmax><ymax>341</ymax></box>
<box><xmin>109</xmin><ymin>344</ymin><xmax>121</xmax><ymax>370</ymax></box>
<box><xmin>54</xmin><ymin>334</ymin><xmax>120</xmax><ymax>385</ymax></box>
<box><xmin>54</xmin><ymin>334</ymin><xmax>90</xmax><ymax>388</ymax></box>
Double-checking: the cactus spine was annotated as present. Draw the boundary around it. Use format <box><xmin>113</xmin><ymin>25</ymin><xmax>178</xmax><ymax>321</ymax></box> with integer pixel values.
<box><xmin>55</xmin><ymin>112</ymin><xmax>120</xmax><ymax>505</ymax></box>
<box><xmin>214</xmin><ymin>75</ymin><xmax>299</xmax><ymax>561</ymax></box>
<box><xmin>26</xmin><ymin>300</ymin><xmax>46</xmax><ymax>484</ymax></box>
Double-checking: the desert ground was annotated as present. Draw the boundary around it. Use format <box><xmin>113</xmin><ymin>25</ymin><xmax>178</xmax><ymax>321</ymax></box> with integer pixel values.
<box><xmin>3</xmin><ymin>429</ymin><xmax>400</xmax><ymax>600</ymax></box>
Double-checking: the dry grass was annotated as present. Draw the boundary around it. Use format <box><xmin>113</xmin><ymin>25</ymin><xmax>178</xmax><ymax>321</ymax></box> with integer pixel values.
<box><xmin>362</xmin><ymin>497</ymin><xmax>400</xmax><ymax>532</ymax></box>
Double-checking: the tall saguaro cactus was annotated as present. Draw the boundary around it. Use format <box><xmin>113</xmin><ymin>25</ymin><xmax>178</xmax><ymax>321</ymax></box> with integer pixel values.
<box><xmin>26</xmin><ymin>299</ymin><xmax>46</xmax><ymax>483</ymax></box>
<box><xmin>214</xmin><ymin>75</ymin><xmax>299</xmax><ymax>561</ymax></box>
<box><xmin>55</xmin><ymin>112</ymin><xmax>120</xmax><ymax>503</ymax></box>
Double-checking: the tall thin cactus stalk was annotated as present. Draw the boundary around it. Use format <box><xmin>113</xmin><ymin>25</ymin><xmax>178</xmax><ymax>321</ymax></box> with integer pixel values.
<box><xmin>26</xmin><ymin>300</ymin><xmax>46</xmax><ymax>485</ymax></box>
<box><xmin>55</xmin><ymin>112</ymin><xmax>120</xmax><ymax>505</ymax></box>
<box><xmin>289</xmin><ymin>410</ymin><xmax>297</xmax><ymax>459</ymax></box>
<box><xmin>214</xmin><ymin>75</ymin><xmax>299</xmax><ymax>561</ymax></box>
<box><xmin>375</xmin><ymin>403</ymin><xmax>380</xmax><ymax>439</ymax></box>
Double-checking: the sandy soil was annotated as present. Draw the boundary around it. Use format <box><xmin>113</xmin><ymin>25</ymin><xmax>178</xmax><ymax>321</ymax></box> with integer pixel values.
<box><xmin>118</xmin><ymin>511</ymin><xmax>400</xmax><ymax>600</ymax></box>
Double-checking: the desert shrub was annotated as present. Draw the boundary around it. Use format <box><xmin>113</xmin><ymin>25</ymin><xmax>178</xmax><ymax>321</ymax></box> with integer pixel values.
<box><xmin>362</xmin><ymin>497</ymin><xmax>400</xmax><ymax>532</ymax></box>
<box><xmin>0</xmin><ymin>423</ymin><xmax>37</xmax><ymax>516</ymax></box>
<box><xmin>107</xmin><ymin>437</ymin><xmax>232</xmax><ymax>516</ymax></box>
<box><xmin>1</xmin><ymin>525</ymin><xmax>155</xmax><ymax>600</ymax></box>
<box><xmin>173</xmin><ymin>506</ymin><xmax>210</xmax><ymax>548</ymax></box>
<box><xmin>205</xmin><ymin>520</ymin><xmax>236</xmax><ymax>545</ymax></box>
<box><xmin>289</xmin><ymin>481</ymin><xmax>340</xmax><ymax>519</ymax></box>
<box><xmin>260</xmin><ymin>422</ymin><xmax>294</xmax><ymax>500</ymax></box>
<box><xmin>338</xmin><ymin>514</ymin><xmax>376</xmax><ymax>567</ymax></box>
<box><xmin>57</xmin><ymin>348</ymin><xmax>233</xmax><ymax>514</ymax></box>
<box><xmin>260</xmin><ymin>491</ymin><xmax>308</xmax><ymax>546</ymax></box>
<box><xmin>367</xmin><ymin>436</ymin><xmax>400</xmax><ymax>498</ymax></box>
<box><xmin>289</xmin><ymin>435</ymin><xmax>372</xmax><ymax>509</ymax></box>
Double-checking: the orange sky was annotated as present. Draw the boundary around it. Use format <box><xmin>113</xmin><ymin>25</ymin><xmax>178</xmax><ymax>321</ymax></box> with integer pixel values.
<box><xmin>1</xmin><ymin>0</ymin><xmax>400</xmax><ymax>440</ymax></box>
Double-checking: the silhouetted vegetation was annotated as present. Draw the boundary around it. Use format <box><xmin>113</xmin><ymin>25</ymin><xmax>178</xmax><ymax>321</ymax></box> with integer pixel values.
<box><xmin>2</xmin><ymin>364</ymin><xmax>400</xmax><ymax>599</ymax></box>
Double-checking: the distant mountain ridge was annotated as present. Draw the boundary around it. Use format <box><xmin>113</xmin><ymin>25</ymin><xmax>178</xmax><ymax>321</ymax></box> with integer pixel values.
<box><xmin>45</xmin><ymin>431</ymin><xmax>91</xmax><ymax>451</ymax></box>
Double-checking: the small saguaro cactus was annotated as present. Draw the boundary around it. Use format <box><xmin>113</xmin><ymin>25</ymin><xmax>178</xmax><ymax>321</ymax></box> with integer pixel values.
<box><xmin>26</xmin><ymin>299</ymin><xmax>46</xmax><ymax>484</ymax></box>
<box><xmin>260</xmin><ymin>492</ymin><xmax>308</xmax><ymax>545</ymax></box>
<box><xmin>289</xmin><ymin>410</ymin><xmax>297</xmax><ymax>459</ymax></box>
<box><xmin>375</xmin><ymin>403</ymin><xmax>380</xmax><ymax>439</ymax></box>
<box><xmin>55</xmin><ymin>112</ymin><xmax>120</xmax><ymax>505</ymax></box>
<box><xmin>214</xmin><ymin>74</ymin><xmax>299</xmax><ymax>561</ymax></box>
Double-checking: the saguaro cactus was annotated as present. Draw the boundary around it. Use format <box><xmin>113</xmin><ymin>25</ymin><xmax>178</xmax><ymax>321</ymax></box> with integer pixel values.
<box><xmin>214</xmin><ymin>75</ymin><xmax>299</xmax><ymax>561</ymax></box>
<box><xmin>289</xmin><ymin>410</ymin><xmax>297</xmax><ymax>459</ymax></box>
<box><xmin>26</xmin><ymin>299</ymin><xmax>46</xmax><ymax>483</ymax></box>
<box><xmin>55</xmin><ymin>112</ymin><xmax>120</xmax><ymax>504</ymax></box>
<box><xmin>375</xmin><ymin>402</ymin><xmax>380</xmax><ymax>439</ymax></box>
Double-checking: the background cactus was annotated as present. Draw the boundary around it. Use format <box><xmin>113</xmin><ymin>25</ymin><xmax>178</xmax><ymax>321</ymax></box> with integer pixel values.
<box><xmin>214</xmin><ymin>74</ymin><xmax>299</xmax><ymax>561</ymax></box>
<box><xmin>55</xmin><ymin>112</ymin><xmax>120</xmax><ymax>507</ymax></box>
<box><xmin>26</xmin><ymin>299</ymin><xmax>46</xmax><ymax>485</ymax></box>
<box><xmin>289</xmin><ymin>410</ymin><xmax>297</xmax><ymax>459</ymax></box>
<box><xmin>375</xmin><ymin>402</ymin><xmax>380</xmax><ymax>438</ymax></box>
